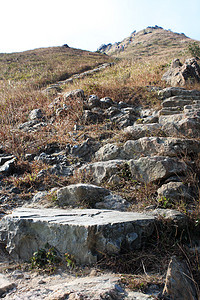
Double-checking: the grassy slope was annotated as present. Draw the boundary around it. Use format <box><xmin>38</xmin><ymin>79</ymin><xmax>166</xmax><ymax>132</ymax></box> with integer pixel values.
<box><xmin>0</xmin><ymin>46</ymin><xmax>112</xmax><ymax>86</ymax></box>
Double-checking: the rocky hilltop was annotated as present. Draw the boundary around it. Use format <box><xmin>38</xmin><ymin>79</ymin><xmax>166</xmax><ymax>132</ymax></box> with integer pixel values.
<box><xmin>98</xmin><ymin>26</ymin><xmax>195</xmax><ymax>59</ymax></box>
<box><xmin>0</xmin><ymin>29</ymin><xmax>200</xmax><ymax>299</ymax></box>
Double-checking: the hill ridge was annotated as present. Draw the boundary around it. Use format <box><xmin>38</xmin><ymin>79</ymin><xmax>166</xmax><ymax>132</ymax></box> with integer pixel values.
<box><xmin>98</xmin><ymin>26</ymin><xmax>197</xmax><ymax>59</ymax></box>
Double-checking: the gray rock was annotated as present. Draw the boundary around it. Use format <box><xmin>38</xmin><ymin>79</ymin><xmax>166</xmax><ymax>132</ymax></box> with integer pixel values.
<box><xmin>29</xmin><ymin>109</ymin><xmax>44</xmax><ymax>120</ymax></box>
<box><xmin>129</xmin><ymin>156</ymin><xmax>187</xmax><ymax>183</ymax></box>
<box><xmin>95</xmin><ymin>143</ymin><xmax>121</xmax><ymax>161</ymax></box>
<box><xmin>95</xmin><ymin>193</ymin><xmax>130</xmax><ymax>211</ymax></box>
<box><xmin>88</xmin><ymin>95</ymin><xmax>100</xmax><ymax>108</ymax></box>
<box><xmin>157</xmin><ymin>182</ymin><xmax>193</xmax><ymax>202</ymax></box>
<box><xmin>160</xmin><ymin>112</ymin><xmax>200</xmax><ymax>138</ymax></box>
<box><xmin>32</xmin><ymin>191</ymin><xmax>48</xmax><ymax>203</ymax></box>
<box><xmin>0</xmin><ymin>273</ymin><xmax>16</xmax><ymax>297</ymax></box>
<box><xmin>46</xmin><ymin>274</ymin><xmax>126</xmax><ymax>300</ymax></box>
<box><xmin>123</xmin><ymin>137</ymin><xmax>200</xmax><ymax>159</ymax></box>
<box><xmin>158</xmin><ymin>86</ymin><xmax>200</xmax><ymax>100</ymax></box>
<box><xmin>57</xmin><ymin>183</ymin><xmax>110</xmax><ymax>207</ymax></box>
<box><xmin>163</xmin><ymin>256</ymin><xmax>198</xmax><ymax>300</ymax></box>
<box><xmin>0</xmin><ymin>208</ymin><xmax>155</xmax><ymax>264</ymax></box>
<box><xmin>162</xmin><ymin>57</ymin><xmax>200</xmax><ymax>86</ymax></box>
<box><xmin>0</xmin><ymin>157</ymin><xmax>16</xmax><ymax>174</ymax></box>
<box><xmin>147</xmin><ymin>208</ymin><xmax>187</xmax><ymax>226</ymax></box>
<box><xmin>83</xmin><ymin>110</ymin><xmax>101</xmax><ymax>124</ymax></box>
<box><xmin>78</xmin><ymin>160</ymin><xmax>127</xmax><ymax>184</ymax></box>
<box><xmin>70</xmin><ymin>138</ymin><xmax>99</xmax><ymax>161</ymax></box>
<box><xmin>124</xmin><ymin>123</ymin><xmax>162</xmax><ymax>139</ymax></box>
<box><xmin>18</xmin><ymin>120</ymin><xmax>39</xmax><ymax>130</ymax></box>
<box><xmin>49</xmin><ymin>164</ymin><xmax>74</xmax><ymax>177</ymax></box>
<box><xmin>34</xmin><ymin>151</ymin><xmax>68</xmax><ymax>165</ymax></box>
<box><xmin>63</xmin><ymin>89</ymin><xmax>85</xmax><ymax>102</ymax></box>
<box><xmin>162</xmin><ymin>96</ymin><xmax>200</xmax><ymax>108</ymax></box>
<box><xmin>100</xmin><ymin>97</ymin><xmax>114</xmax><ymax>109</ymax></box>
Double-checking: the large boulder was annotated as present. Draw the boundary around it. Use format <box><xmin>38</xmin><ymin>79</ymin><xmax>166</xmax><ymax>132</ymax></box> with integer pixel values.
<box><xmin>157</xmin><ymin>182</ymin><xmax>193</xmax><ymax>202</ymax></box>
<box><xmin>0</xmin><ymin>208</ymin><xmax>155</xmax><ymax>265</ymax></box>
<box><xmin>124</xmin><ymin>123</ymin><xmax>162</xmax><ymax>139</ymax></box>
<box><xmin>78</xmin><ymin>160</ymin><xmax>127</xmax><ymax>184</ymax></box>
<box><xmin>162</xmin><ymin>58</ymin><xmax>200</xmax><ymax>86</ymax></box>
<box><xmin>123</xmin><ymin>137</ymin><xmax>200</xmax><ymax>159</ymax></box>
<box><xmin>160</xmin><ymin>112</ymin><xmax>200</xmax><ymax>138</ymax></box>
<box><xmin>95</xmin><ymin>143</ymin><xmax>121</xmax><ymax>161</ymax></box>
<box><xmin>129</xmin><ymin>156</ymin><xmax>187</xmax><ymax>183</ymax></box>
<box><xmin>56</xmin><ymin>183</ymin><xmax>110</xmax><ymax>207</ymax></box>
<box><xmin>158</xmin><ymin>87</ymin><xmax>200</xmax><ymax>100</ymax></box>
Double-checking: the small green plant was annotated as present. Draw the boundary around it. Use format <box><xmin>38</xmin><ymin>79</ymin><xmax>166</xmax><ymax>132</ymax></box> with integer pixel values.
<box><xmin>188</xmin><ymin>42</ymin><xmax>200</xmax><ymax>57</ymax></box>
<box><xmin>64</xmin><ymin>252</ymin><xmax>76</xmax><ymax>269</ymax></box>
<box><xmin>30</xmin><ymin>243</ymin><xmax>61</xmax><ymax>270</ymax></box>
<box><xmin>157</xmin><ymin>196</ymin><xmax>173</xmax><ymax>208</ymax></box>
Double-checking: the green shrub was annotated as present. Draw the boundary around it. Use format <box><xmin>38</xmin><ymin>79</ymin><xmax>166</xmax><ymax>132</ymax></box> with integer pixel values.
<box><xmin>188</xmin><ymin>42</ymin><xmax>200</xmax><ymax>57</ymax></box>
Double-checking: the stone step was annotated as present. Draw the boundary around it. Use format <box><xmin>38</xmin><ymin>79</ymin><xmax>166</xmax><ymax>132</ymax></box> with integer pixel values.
<box><xmin>0</xmin><ymin>208</ymin><xmax>186</xmax><ymax>266</ymax></box>
<box><xmin>162</xmin><ymin>96</ymin><xmax>200</xmax><ymax>108</ymax></box>
<box><xmin>159</xmin><ymin>107</ymin><xmax>183</xmax><ymax>115</ymax></box>
<box><xmin>159</xmin><ymin>87</ymin><xmax>200</xmax><ymax>99</ymax></box>
<box><xmin>0</xmin><ymin>208</ymin><xmax>158</xmax><ymax>265</ymax></box>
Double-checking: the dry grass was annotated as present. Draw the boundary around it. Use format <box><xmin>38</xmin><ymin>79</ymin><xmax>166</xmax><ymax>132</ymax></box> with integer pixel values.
<box><xmin>1</xmin><ymin>40</ymin><xmax>200</xmax><ymax>297</ymax></box>
<box><xmin>0</xmin><ymin>46</ymin><xmax>112</xmax><ymax>86</ymax></box>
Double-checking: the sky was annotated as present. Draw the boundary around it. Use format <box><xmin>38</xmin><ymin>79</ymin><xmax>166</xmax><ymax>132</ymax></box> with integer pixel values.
<box><xmin>0</xmin><ymin>0</ymin><xmax>200</xmax><ymax>53</ymax></box>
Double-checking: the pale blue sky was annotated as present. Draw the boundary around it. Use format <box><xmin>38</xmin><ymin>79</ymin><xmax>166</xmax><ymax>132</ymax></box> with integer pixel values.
<box><xmin>0</xmin><ymin>0</ymin><xmax>200</xmax><ymax>53</ymax></box>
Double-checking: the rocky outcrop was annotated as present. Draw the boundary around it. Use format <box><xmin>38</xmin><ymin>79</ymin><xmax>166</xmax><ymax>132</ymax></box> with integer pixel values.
<box><xmin>56</xmin><ymin>183</ymin><xmax>130</xmax><ymax>210</ymax></box>
<box><xmin>0</xmin><ymin>208</ymin><xmax>156</xmax><ymax>264</ymax></box>
<box><xmin>162</xmin><ymin>58</ymin><xmax>200</xmax><ymax>86</ymax></box>
<box><xmin>163</xmin><ymin>256</ymin><xmax>198</xmax><ymax>300</ymax></box>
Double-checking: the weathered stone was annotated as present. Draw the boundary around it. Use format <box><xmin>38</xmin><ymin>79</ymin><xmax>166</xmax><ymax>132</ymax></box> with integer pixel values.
<box><xmin>162</xmin><ymin>57</ymin><xmax>200</xmax><ymax>86</ymax></box>
<box><xmin>57</xmin><ymin>183</ymin><xmax>110</xmax><ymax>207</ymax></box>
<box><xmin>158</xmin><ymin>86</ymin><xmax>200</xmax><ymax>100</ymax></box>
<box><xmin>29</xmin><ymin>109</ymin><xmax>44</xmax><ymax>120</ymax></box>
<box><xmin>83</xmin><ymin>110</ymin><xmax>101</xmax><ymax>124</ymax></box>
<box><xmin>100</xmin><ymin>97</ymin><xmax>114</xmax><ymax>109</ymax></box>
<box><xmin>0</xmin><ymin>208</ymin><xmax>155</xmax><ymax>264</ymax></box>
<box><xmin>124</xmin><ymin>123</ymin><xmax>162</xmax><ymax>139</ymax></box>
<box><xmin>163</xmin><ymin>256</ymin><xmax>198</xmax><ymax>300</ymax></box>
<box><xmin>0</xmin><ymin>273</ymin><xmax>16</xmax><ymax>297</ymax></box>
<box><xmin>95</xmin><ymin>143</ymin><xmax>121</xmax><ymax>161</ymax></box>
<box><xmin>87</xmin><ymin>94</ymin><xmax>100</xmax><ymax>108</ymax></box>
<box><xmin>123</xmin><ymin>137</ymin><xmax>200</xmax><ymax>159</ymax></box>
<box><xmin>160</xmin><ymin>113</ymin><xmax>200</xmax><ymax>138</ymax></box>
<box><xmin>162</xmin><ymin>96</ymin><xmax>200</xmax><ymax>108</ymax></box>
<box><xmin>95</xmin><ymin>193</ymin><xmax>130</xmax><ymax>211</ymax></box>
<box><xmin>0</xmin><ymin>157</ymin><xmax>16</xmax><ymax>175</ymax></box>
<box><xmin>63</xmin><ymin>89</ymin><xmax>85</xmax><ymax>102</ymax></box>
<box><xmin>46</xmin><ymin>274</ymin><xmax>126</xmax><ymax>300</ymax></box>
<box><xmin>157</xmin><ymin>182</ymin><xmax>193</xmax><ymax>202</ymax></box>
<box><xmin>147</xmin><ymin>208</ymin><xmax>187</xmax><ymax>226</ymax></box>
<box><xmin>18</xmin><ymin>120</ymin><xmax>39</xmax><ymax>130</ymax></box>
<box><xmin>70</xmin><ymin>138</ymin><xmax>99</xmax><ymax>161</ymax></box>
<box><xmin>0</xmin><ymin>155</ymin><xmax>15</xmax><ymax>166</ymax></box>
<box><xmin>78</xmin><ymin>160</ymin><xmax>127</xmax><ymax>184</ymax></box>
<box><xmin>129</xmin><ymin>156</ymin><xmax>187</xmax><ymax>183</ymax></box>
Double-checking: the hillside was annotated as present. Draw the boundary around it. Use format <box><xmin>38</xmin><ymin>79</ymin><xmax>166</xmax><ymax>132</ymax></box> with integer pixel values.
<box><xmin>98</xmin><ymin>26</ymin><xmax>197</xmax><ymax>59</ymax></box>
<box><xmin>0</xmin><ymin>46</ymin><xmax>112</xmax><ymax>86</ymax></box>
<box><xmin>0</xmin><ymin>29</ymin><xmax>200</xmax><ymax>299</ymax></box>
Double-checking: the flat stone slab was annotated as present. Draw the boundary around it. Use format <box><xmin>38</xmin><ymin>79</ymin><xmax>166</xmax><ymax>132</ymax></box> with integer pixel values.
<box><xmin>0</xmin><ymin>274</ymin><xmax>16</xmax><ymax>297</ymax></box>
<box><xmin>0</xmin><ymin>208</ymin><xmax>155</xmax><ymax>265</ymax></box>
